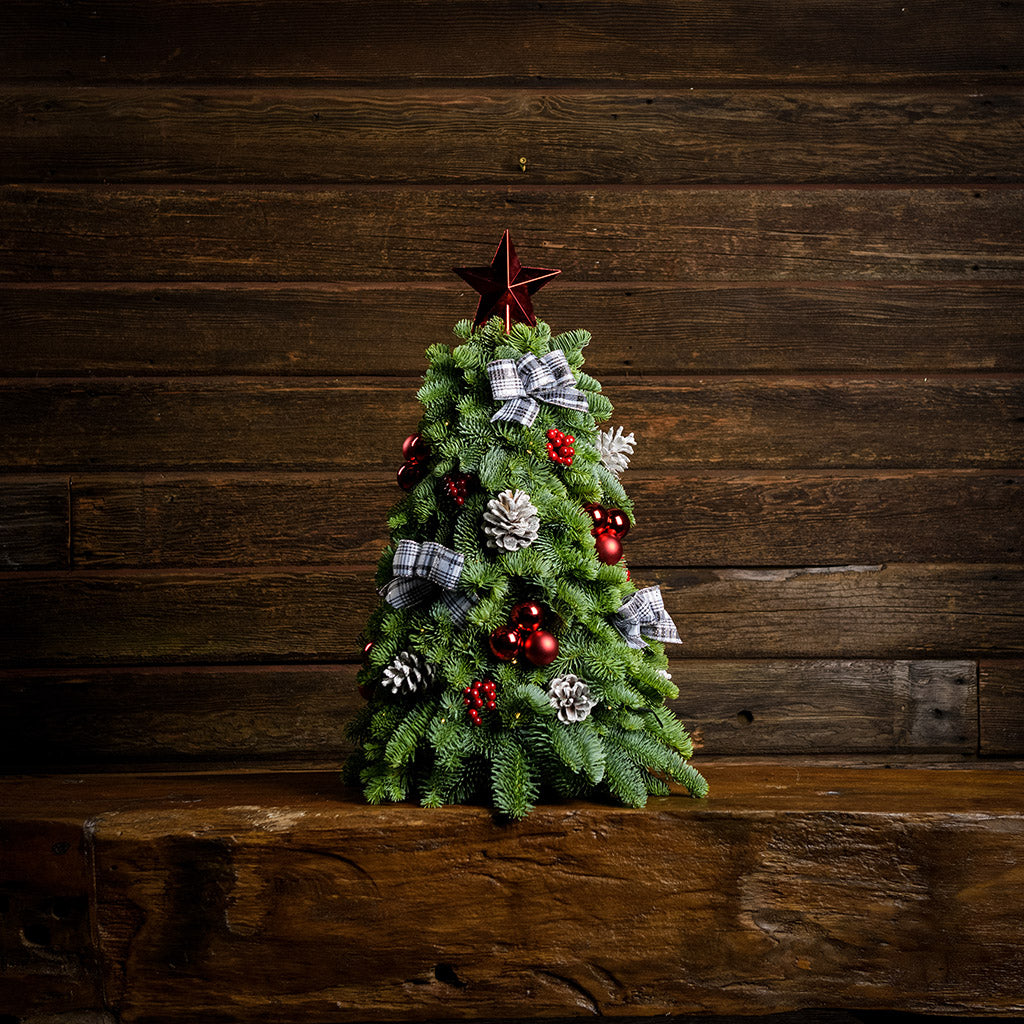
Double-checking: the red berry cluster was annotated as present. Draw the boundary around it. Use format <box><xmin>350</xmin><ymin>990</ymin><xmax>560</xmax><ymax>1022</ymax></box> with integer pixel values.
<box><xmin>464</xmin><ymin>677</ymin><xmax>497</xmax><ymax>725</ymax></box>
<box><xmin>546</xmin><ymin>428</ymin><xmax>575</xmax><ymax>466</ymax></box>
<box><xmin>442</xmin><ymin>471</ymin><xmax>471</xmax><ymax>507</ymax></box>
<box><xmin>583</xmin><ymin>503</ymin><xmax>631</xmax><ymax>565</ymax></box>
<box><xmin>397</xmin><ymin>434</ymin><xmax>431</xmax><ymax>491</ymax></box>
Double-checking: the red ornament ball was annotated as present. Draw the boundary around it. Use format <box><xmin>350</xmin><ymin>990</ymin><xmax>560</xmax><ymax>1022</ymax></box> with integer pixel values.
<box><xmin>358</xmin><ymin>683</ymin><xmax>372</xmax><ymax>700</ymax></box>
<box><xmin>488</xmin><ymin>625</ymin><xmax>522</xmax><ymax>662</ymax></box>
<box><xmin>604</xmin><ymin>507</ymin><xmax>631</xmax><ymax>539</ymax></box>
<box><xmin>402</xmin><ymin>433</ymin><xmax>429</xmax><ymax>463</ymax></box>
<box><xmin>594</xmin><ymin>530</ymin><xmax>622</xmax><ymax>565</ymax></box>
<box><xmin>361</xmin><ymin>640</ymin><xmax>375</xmax><ymax>665</ymax></box>
<box><xmin>397</xmin><ymin>460</ymin><xmax>425</xmax><ymax>491</ymax></box>
<box><xmin>510</xmin><ymin>600</ymin><xmax>545</xmax><ymax>634</ymax></box>
<box><xmin>523</xmin><ymin>628</ymin><xmax>559</xmax><ymax>667</ymax></box>
<box><xmin>583</xmin><ymin>503</ymin><xmax>607</xmax><ymax>531</ymax></box>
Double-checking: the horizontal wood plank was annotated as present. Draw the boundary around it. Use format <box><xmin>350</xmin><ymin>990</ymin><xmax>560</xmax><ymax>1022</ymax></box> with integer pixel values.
<box><xmin>4</xmin><ymin>1</ymin><xmax>1022</xmax><ymax>84</ymax></box>
<box><xmin>4</xmin><ymin>766</ymin><xmax>1022</xmax><ymax>1019</ymax></box>
<box><xmin>69</xmin><ymin>471</ymin><xmax>1024</xmax><ymax>568</ymax></box>
<box><xmin>980</xmin><ymin>660</ymin><xmax>1024</xmax><ymax>756</ymax></box>
<box><xmin>3</xmin><ymin>378</ymin><xmax>1021</xmax><ymax>472</ymax></box>
<box><xmin>4</xmin><ymin>283</ymin><xmax>1024</xmax><ymax>376</ymax></box>
<box><xmin>0</xmin><ymin>565</ymin><xmax>1020</xmax><ymax>666</ymax></box>
<box><xmin>5</xmin><ymin>87</ymin><xmax>1024</xmax><ymax>184</ymax></box>
<box><xmin>0</xmin><ymin>477</ymin><xmax>67</xmax><ymax>570</ymax></box>
<box><xmin>3</xmin><ymin>186</ymin><xmax>1022</xmax><ymax>282</ymax></box>
<box><xmin>0</xmin><ymin>659</ymin><xmax>978</xmax><ymax>770</ymax></box>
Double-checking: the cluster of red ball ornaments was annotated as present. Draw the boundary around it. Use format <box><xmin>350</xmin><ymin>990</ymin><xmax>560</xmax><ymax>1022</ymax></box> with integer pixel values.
<box><xmin>545</xmin><ymin>428</ymin><xmax>575</xmax><ymax>466</ymax></box>
<box><xmin>397</xmin><ymin>433</ymin><xmax>431</xmax><ymax>491</ymax></box>
<box><xmin>488</xmin><ymin>600</ymin><xmax>558</xmax><ymax>666</ymax></box>
<box><xmin>584</xmin><ymin>502</ymin><xmax>630</xmax><ymax>565</ymax></box>
<box><xmin>463</xmin><ymin>677</ymin><xmax>497</xmax><ymax>725</ymax></box>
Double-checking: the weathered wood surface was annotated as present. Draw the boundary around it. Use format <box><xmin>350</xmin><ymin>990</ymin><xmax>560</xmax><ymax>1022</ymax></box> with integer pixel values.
<box><xmin>5</xmin><ymin>87</ymin><xmax>1024</xmax><ymax>184</ymax></box>
<box><xmin>0</xmin><ymin>659</ymin><xmax>979</xmax><ymax>769</ymax></box>
<box><xmin>3</xmin><ymin>378</ymin><xmax>1021</xmax><ymax>472</ymax></box>
<box><xmin>1</xmin><ymin>564</ymin><xmax>1021</xmax><ymax>666</ymax></box>
<box><xmin>4</xmin><ymin>0</ymin><xmax>1022</xmax><ymax>83</ymax></box>
<box><xmin>0</xmin><ymin>477</ymin><xmax>67</xmax><ymax>571</ymax></box>
<box><xmin>980</xmin><ymin>660</ymin><xmax>1024</xmax><ymax>756</ymax></box>
<box><xmin>4</xmin><ymin>283</ymin><xmax>1024</xmax><ymax>376</ymax></box>
<box><xmin>3</xmin><ymin>186</ymin><xmax>1022</xmax><ymax>282</ymax></box>
<box><xmin>2</xmin><ymin>766</ymin><xmax>1023</xmax><ymax>1021</ymax></box>
<box><xmin>68</xmin><ymin>470</ymin><xmax>1024</xmax><ymax>568</ymax></box>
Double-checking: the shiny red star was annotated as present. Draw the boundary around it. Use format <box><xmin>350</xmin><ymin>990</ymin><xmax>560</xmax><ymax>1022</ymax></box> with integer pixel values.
<box><xmin>453</xmin><ymin>230</ymin><xmax>561</xmax><ymax>332</ymax></box>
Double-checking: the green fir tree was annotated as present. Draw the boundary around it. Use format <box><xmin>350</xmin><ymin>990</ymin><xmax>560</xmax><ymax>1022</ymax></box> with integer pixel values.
<box><xmin>345</xmin><ymin>233</ymin><xmax>707</xmax><ymax>819</ymax></box>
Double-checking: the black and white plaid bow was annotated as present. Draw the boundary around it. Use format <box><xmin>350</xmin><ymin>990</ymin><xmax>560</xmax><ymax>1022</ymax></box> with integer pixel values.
<box><xmin>379</xmin><ymin>540</ymin><xmax>476</xmax><ymax>625</ymax></box>
<box><xmin>612</xmin><ymin>586</ymin><xmax>682</xmax><ymax>649</ymax></box>
<box><xmin>486</xmin><ymin>349</ymin><xmax>589</xmax><ymax>427</ymax></box>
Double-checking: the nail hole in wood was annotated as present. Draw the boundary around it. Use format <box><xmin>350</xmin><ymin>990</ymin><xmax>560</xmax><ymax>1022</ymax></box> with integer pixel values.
<box><xmin>737</xmin><ymin>709</ymin><xmax>754</xmax><ymax>725</ymax></box>
<box><xmin>22</xmin><ymin>921</ymin><xmax>51</xmax><ymax>947</ymax></box>
<box><xmin>435</xmin><ymin>963</ymin><xmax>467</xmax><ymax>988</ymax></box>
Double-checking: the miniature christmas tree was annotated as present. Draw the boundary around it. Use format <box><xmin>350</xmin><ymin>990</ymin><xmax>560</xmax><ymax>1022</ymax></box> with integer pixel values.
<box><xmin>345</xmin><ymin>231</ymin><xmax>707</xmax><ymax>819</ymax></box>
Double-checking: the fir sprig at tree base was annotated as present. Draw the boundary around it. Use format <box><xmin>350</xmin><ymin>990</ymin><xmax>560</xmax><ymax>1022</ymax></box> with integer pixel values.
<box><xmin>345</xmin><ymin>231</ymin><xmax>708</xmax><ymax>819</ymax></box>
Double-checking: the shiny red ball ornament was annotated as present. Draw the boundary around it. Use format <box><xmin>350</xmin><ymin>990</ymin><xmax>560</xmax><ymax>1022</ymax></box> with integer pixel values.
<box><xmin>397</xmin><ymin>460</ymin><xmax>425</xmax><ymax>491</ymax></box>
<box><xmin>523</xmin><ymin>628</ymin><xmax>559</xmax><ymax>667</ymax></box>
<box><xmin>594</xmin><ymin>530</ymin><xmax>622</xmax><ymax>565</ymax></box>
<box><xmin>583</xmin><ymin>503</ymin><xmax>606</xmax><ymax>531</ymax></box>
<box><xmin>361</xmin><ymin>640</ymin><xmax>375</xmax><ymax>665</ymax></box>
<box><xmin>358</xmin><ymin>683</ymin><xmax>372</xmax><ymax>700</ymax></box>
<box><xmin>488</xmin><ymin>625</ymin><xmax>522</xmax><ymax>662</ymax></box>
<box><xmin>402</xmin><ymin>433</ymin><xmax>429</xmax><ymax>463</ymax></box>
<box><xmin>604</xmin><ymin>507</ymin><xmax>630</xmax><ymax>539</ymax></box>
<box><xmin>510</xmin><ymin>600</ymin><xmax>544</xmax><ymax>634</ymax></box>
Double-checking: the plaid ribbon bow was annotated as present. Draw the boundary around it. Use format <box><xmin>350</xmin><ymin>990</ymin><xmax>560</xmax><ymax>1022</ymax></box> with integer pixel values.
<box><xmin>486</xmin><ymin>349</ymin><xmax>589</xmax><ymax>427</ymax></box>
<box><xmin>612</xmin><ymin>586</ymin><xmax>682</xmax><ymax>650</ymax></box>
<box><xmin>379</xmin><ymin>540</ymin><xmax>476</xmax><ymax>625</ymax></box>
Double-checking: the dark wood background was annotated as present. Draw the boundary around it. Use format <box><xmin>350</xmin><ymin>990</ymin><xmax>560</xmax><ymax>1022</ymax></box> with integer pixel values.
<box><xmin>2</xmin><ymin>0</ymin><xmax>1023</xmax><ymax>771</ymax></box>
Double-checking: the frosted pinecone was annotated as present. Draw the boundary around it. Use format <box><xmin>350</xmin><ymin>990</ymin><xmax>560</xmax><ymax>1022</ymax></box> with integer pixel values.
<box><xmin>381</xmin><ymin>651</ymin><xmax>434</xmax><ymax>695</ymax></box>
<box><xmin>482</xmin><ymin>488</ymin><xmax>541</xmax><ymax>552</ymax></box>
<box><xmin>597</xmin><ymin>426</ymin><xmax>635</xmax><ymax>477</ymax></box>
<box><xmin>548</xmin><ymin>674</ymin><xmax>597</xmax><ymax>724</ymax></box>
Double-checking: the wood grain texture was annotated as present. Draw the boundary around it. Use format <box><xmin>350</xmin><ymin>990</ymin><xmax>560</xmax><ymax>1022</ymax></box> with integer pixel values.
<box><xmin>3</xmin><ymin>377</ymin><xmax>1022</xmax><ymax>472</ymax></box>
<box><xmin>4</xmin><ymin>283</ymin><xmax>1024</xmax><ymax>376</ymax></box>
<box><xmin>69</xmin><ymin>471</ymin><xmax>1024</xmax><ymax>568</ymax></box>
<box><xmin>3</xmin><ymin>186</ymin><xmax>1022</xmax><ymax>282</ymax></box>
<box><xmin>4</xmin><ymin>1</ymin><xmax>1022</xmax><ymax>83</ymax></box>
<box><xmin>5</xmin><ymin>87</ymin><xmax>1024</xmax><ymax>184</ymax></box>
<box><xmin>0</xmin><ymin>477</ymin><xmax>68</xmax><ymax>570</ymax></box>
<box><xmin>3</xmin><ymin>766</ymin><xmax>1021</xmax><ymax>1020</ymax></box>
<box><xmin>0</xmin><ymin>564</ymin><xmax>1020</xmax><ymax>666</ymax></box>
<box><xmin>0</xmin><ymin>814</ymin><xmax>100</xmax><ymax>1015</ymax></box>
<box><xmin>0</xmin><ymin>659</ymin><xmax>978</xmax><ymax>769</ymax></box>
<box><xmin>979</xmin><ymin>660</ymin><xmax>1024</xmax><ymax>756</ymax></box>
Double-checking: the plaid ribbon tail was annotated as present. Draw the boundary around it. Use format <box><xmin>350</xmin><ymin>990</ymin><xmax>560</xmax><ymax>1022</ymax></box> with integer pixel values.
<box><xmin>379</xmin><ymin>576</ymin><xmax>437</xmax><ymax>610</ymax></box>
<box><xmin>534</xmin><ymin>385</ymin><xmax>589</xmax><ymax>414</ymax></box>
<box><xmin>612</xmin><ymin>586</ymin><xmax>683</xmax><ymax>649</ymax></box>
<box><xmin>615</xmin><ymin>617</ymin><xmax>648</xmax><ymax>650</ymax></box>
<box><xmin>490</xmin><ymin>395</ymin><xmax>539</xmax><ymax>426</ymax></box>
<box><xmin>441</xmin><ymin>591</ymin><xmax>477</xmax><ymax>627</ymax></box>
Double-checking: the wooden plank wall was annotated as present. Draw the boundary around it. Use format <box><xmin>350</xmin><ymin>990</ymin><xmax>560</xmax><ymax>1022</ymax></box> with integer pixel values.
<box><xmin>1</xmin><ymin>0</ymin><xmax>1022</xmax><ymax>770</ymax></box>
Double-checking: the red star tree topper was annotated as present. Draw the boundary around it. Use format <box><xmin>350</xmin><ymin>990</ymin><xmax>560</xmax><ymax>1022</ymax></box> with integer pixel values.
<box><xmin>453</xmin><ymin>230</ymin><xmax>561</xmax><ymax>331</ymax></box>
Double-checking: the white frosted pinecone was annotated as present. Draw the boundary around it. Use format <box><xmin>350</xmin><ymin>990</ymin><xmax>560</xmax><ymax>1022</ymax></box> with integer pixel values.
<box><xmin>482</xmin><ymin>488</ymin><xmax>541</xmax><ymax>552</ymax></box>
<box><xmin>381</xmin><ymin>651</ymin><xmax>434</xmax><ymax>695</ymax></box>
<box><xmin>547</xmin><ymin>674</ymin><xmax>598</xmax><ymax>724</ymax></box>
<box><xmin>597</xmin><ymin>426</ymin><xmax>636</xmax><ymax>477</ymax></box>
